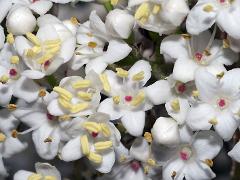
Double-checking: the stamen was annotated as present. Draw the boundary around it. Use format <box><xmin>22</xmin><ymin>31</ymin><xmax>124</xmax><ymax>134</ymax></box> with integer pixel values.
<box><xmin>130</xmin><ymin>91</ymin><xmax>145</xmax><ymax>106</ymax></box>
<box><xmin>25</xmin><ymin>49</ymin><xmax>37</xmax><ymax>58</ymax></box>
<box><xmin>88</xmin><ymin>42</ymin><xmax>97</xmax><ymax>48</ymax></box>
<box><xmin>44</xmin><ymin>137</ymin><xmax>53</xmax><ymax>143</ymax></box>
<box><xmin>144</xmin><ymin>132</ymin><xmax>153</xmax><ymax>143</ymax></box>
<box><xmin>70</xmin><ymin>102</ymin><xmax>89</xmax><ymax>113</ymax></box>
<box><xmin>70</xmin><ymin>17</ymin><xmax>80</xmax><ymax>25</ymax></box>
<box><xmin>77</xmin><ymin>92</ymin><xmax>92</xmax><ymax>101</ymax></box>
<box><xmin>44</xmin><ymin>39</ymin><xmax>61</xmax><ymax>46</ymax></box>
<box><xmin>32</xmin><ymin>46</ymin><xmax>42</xmax><ymax>54</ymax></box>
<box><xmin>204</xmin><ymin>159</ymin><xmax>213</xmax><ymax>167</ymax></box>
<box><xmin>192</xmin><ymin>90</ymin><xmax>199</xmax><ymax>98</ymax></box>
<box><xmin>170</xmin><ymin>99</ymin><xmax>180</xmax><ymax>112</ymax></box>
<box><xmin>100</xmin><ymin>73</ymin><xmax>111</xmax><ymax>93</ymax></box>
<box><xmin>26</xmin><ymin>32</ymin><xmax>41</xmax><ymax>46</ymax></box>
<box><xmin>72</xmin><ymin>80</ymin><xmax>91</xmax><ymax>89</ymax></box>
<box><xmin>203</xmin><ymin>4</ymin><xmax>214</xmax><ymax>12</ymax></box>
<box><xmin>216</xmin><ymin>72</ymin><xmax>224</xmax><ymax>79</ymax></box>
<box><xmin>53</xmin><ymin>87</ymin><xmax>73</xmax><ymax>101</ymax></box>
<box><xmin>38</xmin><ymin>88</ymin><xmax>47</xmax><ymax>97</ymax></box>
<box><xmin>223</xmin><ymin>39</ymin><xmax>230</xmax><ymax>48</ymax></box>
<box><xmin>100</xmin><ymin>123</ymin><xmax>111</xmax><ymax>137</ymax></box>
<box><xmin>0</xmin><ymin>75</ymin><xmax>9</xmax><ymax>84</ymax></box>
<box><xmin>0</xmin><ymin>133</ymin><xmax>6</xmax><ymax>142</ymax></box>
<box><xmin>144</xmin><ymin>166</ymin><xmax>149</xmax><ymax>174</ymax></box>
<box><xmin>94</xmin><ymin>141</ymin><xmax>113</xmax><ymax>151</ymax></box>
<box><xmin>82</xmin><ymin>121</ymin><xmax>101</xmax><ymax>133</ymax></box>
<box><xmin>111</xmin><ymin>0</ymin><xmax>118</xmax><ymax>5</ymax></box>
<box><xmin>152</xmin><ymin>4</ymin><xmax>161</xmax><ymax>14</ymax></box>
<box><xmin>44</xmin><ymin>176</ymin><xmax>57</xmax><ymax>180</ymax></box>
<box><xmin>208</xmin><ymin>118</ymin><xmax>218</xmax><ymax>125</ymax></box>
<box><xmin>10</xmin><ymin>56</ymin><xmax>20</xmax><ymax>64</ymax></box>
<box><xmin>6</xmin><ymin>33</ymin><xmax>14</xmax><ymax>44</ymax></box>
<box><xmin>171</xmin><ymin>171</ymin><xmax>177</xmax><ymax>179</ymax></box>
<box><xmin>87</xmin><ymin>152</ymin><xmax>102</xmax><ymax>164</ymax></box>
<box><xmin>147</xmin><ymin>158</ymin><xmax>156</xmax><ymax>166</ymax></box>
<box><xmin>7</xmin><ymin>104</ymin><xmax>17</xmax><ymax>110</ymax></box>
<box><xmin>11</xmin><ymin>130</ymin><xmax>18</xmax><ymax>138</ymax></box>
<box><xmin>58</xmin><ymin>98</ymin><xmax>72</xmax><ymax>109</ymax></box>
<box><xmin>116</xmin><ymin>68</ymin><xmax>128</xmax><ymax>78</ymax></box>
<box><xmin>113</xmin><ymin>96</ymin><xmax>120</xmax><ymax>104</ymax></box>
<box><xmin>28</xmin><ymin>173</ymin><xmax>42</xmax><ymax>180</ymax></box>
<box><xmin>58</xmin><ymin>115</ymin><xmax>71</xmax><ymax>121</ymax></box>
<box><xmin>80</xmin><ymin>135</ymin><xmax>90</xmax><ymax>155</ymax></box>
<box><xmin>132</xmin><ymin>71</ymin><xmax>144</xmax><ymax>81</ymax></box>
<box><xmin>135</xmin><ymin>3</ymin><xmax>150</xmax><ymax>24</ymax></box>
<box><xmin>37</xmin><ymin>53</ymin><xmax>54</xmax><ymax>64</ymax></box>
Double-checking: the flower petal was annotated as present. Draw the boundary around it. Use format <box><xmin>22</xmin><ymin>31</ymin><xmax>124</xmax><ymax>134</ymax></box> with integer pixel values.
<box><xmin>94</xmin><ymin>150</ymin><xmax>115</xmax><ymax>173</ymax></box>
<box><xmin>0</xmin><ymin>84</ymin><xmax>13</xmax><ymax>106</ymax></box>
<box><xmin>130</xmin><ymin>137</ymin><xmax>150</xmax><ymax>162</ymax></box>
<box><xmin>0</xmin><ymin>0</ymin><xmax>12</xmax><ymax>23</ymax></box>
<box><xmin>35</xmin><ymin>163</ymin><xmax>61</xmax><ymax>180</ymax></box>
<box><xmin>228</xmin><ymin>141</ymin><xmax>240</xmax><ymax>163</ymax></box>
<box><xmin>162</xmin><ymin>158</ymin><xmax>185</xmax><ymax>180</ymax></box>
<box><xmin>2</xmin><ymin>137</ymin><xmax>27</xmax><ymax>158</ymax></box>
<box><xmin>29</xmin><ymin>0</ymin><xmax>53</xmax><ymax>15</ymax></box>
<box><xmin>13</xmin><ymin>170</ymin><xmax>34</xmax><ymax>180</ymax></box>
<box><xmin>0</xmin><ymin>25</ymin><xmax>5</xmax><ymax>49</ymax></box>
<box><xmin>21</xmin><ymin>70</ymin><xmax>45</xmax><ymax>79</ymax></box>
<box><xmin>0</xmin><ymin>109</ymin><xmax>18</xmax><ymax>135</ymax></box>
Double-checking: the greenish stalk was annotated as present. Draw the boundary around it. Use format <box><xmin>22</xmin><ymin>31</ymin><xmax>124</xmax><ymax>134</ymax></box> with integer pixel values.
<box><xmin>46</xmin><ymin>75</ymin><xmax>58</xmax><ymax>88</ymax></box>
<box><xmin>103</xmin><ymin>1</ymin><xmax>113</xmax><ymax>12</ymax></box>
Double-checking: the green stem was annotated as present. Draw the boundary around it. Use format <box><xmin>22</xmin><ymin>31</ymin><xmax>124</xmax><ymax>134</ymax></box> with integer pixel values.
<box><xmin>103</xmin><ymin>1</ymin><xmax>113</xmax><ymax>12</ymax></box>
<box><xmin>46</xmin><ymin>75</ymin><xmax>58</xmax><ymax>88</ymax></box>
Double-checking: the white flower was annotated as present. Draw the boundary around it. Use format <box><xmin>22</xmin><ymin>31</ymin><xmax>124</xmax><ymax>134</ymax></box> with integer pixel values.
<box><xmin>160</xmin><ymin>30</ymin><xmax>238</xmax><ymax>83</ymax></box>
<box><xmin>156</xmin><ymin>130</ymin><xmax>222</xmax><ymax>180</ymax></box>
<box><xmin>14</xmin><ymin>14</ymin><xmax>76</xmax><ymax>79</ymax></box>
<box><xmin>186</xmin><ymin>68</ymin><xmax>240</xmax><ymax>141</ymax></box>
<box><xmin>13</xmin><ymin>162</ymin><xmax>61</xmax><ymax>180</ymax></box>
<box><xmin>98</xmin><ymin>60</ymin><xmax>164</xmax><ymax>136</ymax></box>
<box><xmin>47</xmin><ymin>71</ymin><xmax>102</xmax><ymax>117</ymax></box>
<box><xmin>128</xmin><ymin>0</ymin><xmax>189</xmax><ymax>35</ymax></box>
<box><xmin>228</xmin><ymin>35</ymin><xmax>240</xmax><ymax>53</ymax></box>
<box><xmin>228</xmin><ymin>135</ymin><xmax>240</xmax><ymax>162</ymax></box>
<box><xmin>60</xmin><ymin>112</ymin><xmax>121</xmax><ymax>173</ymax></box>
<box><xmin>186</xmin><ymin>0</ymin><xmax>240</xmax><ymax>39</ymax></box>
<box><xmin>0</xmin><ymin>26</ymin><xmax>5</xmax><ymax>49</ymax></box>
<box><xmin>70</xmin><ymin>11</ymin><xmax>132</xmax><ymax>73</ymax></box>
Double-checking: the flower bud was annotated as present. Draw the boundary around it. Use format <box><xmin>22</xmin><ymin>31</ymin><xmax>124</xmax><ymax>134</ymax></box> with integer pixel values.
<box><xmin>151</xmin><ymin>117</ymin><xmax>180</xmax><ymax>146</ymax></box>
<box><xmin>6</xmin><ymin>6</ymin><xmax>36</xmax><ymax>35</ymax></box>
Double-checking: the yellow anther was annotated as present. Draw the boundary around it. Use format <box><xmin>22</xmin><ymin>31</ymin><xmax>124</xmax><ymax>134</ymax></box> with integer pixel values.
<box><xmin>116</xmin><ymin>68</ymin><xmax>128</xmax><ymax>78</ymax></box>
<box><xmin>0</xmin><ymin>133</ymin><xmax>6</xmax><ymax>142</ymax></box>
<box><xmin>7</xmin><ymin>104</ymin><xmax>17</xmax><ymax>110</ymax></box>
<box><xmin>53</xmin><ymin>87</ymin><xmax>73</xmax><ymax>101</ymax></box>
<box><xmin>86</xmin><ymin>33</ymin><xmax>93</xmax><ymax>37</ymax></box>
<box><xmin>11</xmin><ymin>130</ymin><xmax>18</xmax><ymax>138</ymax></box>
<box><xmin>135</xmin><ymin>3</ymin><xmax>150</xmax><ymax>23</ymax></box>
<box><xmin>111</xmin><ymin>0</ymin><xmax>118</xmax><ymax>5</ymax></box>
<box><xmin>113</xmin><ymin>96</ymin><xmax>120</xmax><ymax>104</ymax></box>
<box><xmin>132</xmin><ymin>71</ymin><xmax>144</xmax><ymax>81</ymax></box>
<box><xmin>25</xmin><ymin>49</ymin><xmax>37</xmax><ymax>58</ymax></box>
<box><xmin>32</xmin><ymin>46</ymin><xmax>42</xmax><ymax>54</ymax></box>
<box><xmin>44</xmin><ymin>137</ymin><xmax>53</xmax><ymax>143</ymax></box>
<box><xmin>144</xmin><ymin>166</ymin><xmax>149</xmax><ymax>174</ymax></box>
<box><xmin>26</xmin><ymin>32</ymin><xmax>41</xmax><ymax>46</ymax></box>
<box><xmin>100</xmin><ymin>123</ymin><xmax>111</xmax><ymax>137</ymax></box>
<box><xmin>87</xmin><ymin>152</ymin><xmax>102</xmax><ymax>164</ymax></box>
<box><xmin>28</xmin><ymin>174</ymin><xmax>42</xmax><ymax>180</ymax></box>
<box><xmin>77</xmin><ymin>92</ymin><xmax>92</xmax><ymax>101</ymax></box>
<box><xmin>119</xmin><ymin>155</ymin><xmax>127</xmax><ymax>163</ymax></box>
<box><xmin>192</xmin><ymin>90</ymin><xmax>199</xmax><ymax>98</ymax></box>
<box><xmin>203</xmin><ymin>4</ymin><xmax>214</xmax><ymax>12</ymax></box>
<box><xmin>204</xmin><ymin>159</ymin><xmax>213</xmax><ymax>167</ymax></box>
<box><xmin>38</xmin><ymin>88</ymin><xmax>47</xmax><ymax>97</ymax></box>
<box><xmin>7</xmin><ymin>33</ymin><xmax>14</xmax><ymax>44</ymax></box>
<box><xmin>82</xmin><ymin>122</ymin><xmax>101</xmax><ymax>133</ymax></box>
<box><xmin>46</xmin><ymin>46</ymin><xmax>60</xmax><ymax>54</ymax></box>
<box><xmin>44</xmin><ymin>39</ymin><xmax>61</xmax><ymax>46</ymax></box>
<box><xmin>209</xmin><ymin>118</ymin><xmax>218</xmax><ymax>125</ymax></box>
<box><xmin>58</xmin><ymin>115</ymin><xmax>71</xmax><ymax>121</ymax></box>
<box><xmin>37</xmin><ymin>53</ymin><xmax>54</xmax><ymax>64</ymax></box>
<box><xmin>147</xmin><ymin>158</ymin><xmax>156</xmax><ymax>166</ymax></box>
<box><xmin>144</xmin><ymin>132</ymin><xmax>153</xmax><ymax>143</ymax></box>
<box><xmin>58</xmin><ymin>98</ymin><xmax>72</xmax><ymax>109</ymax></box>
<box><xmin>131</xmin><ymin>91</ymin><xmax>145</xmax><ymax>106</ymax></box>
<box><xmin>170</xmin><ymin>98</ymin><xmax>180</xmax><ymax>112</ymax></box>
<box><xmin>100</xmin><ymin>73</ymin><xmax>111</xmax><ymax>93</ymax></box>
<box><xmin>171</xmin><ymin>171</ymin><xmax>177</xmax><ymax>179</ymax></box>
<box><xmin>216</xmin><ymin>72</ymin><xmax>224</xmax><ymax>79</ymax></box>
<box><xmin>223</xmin><ymin>39</ymin><xmax>230</xmax><ymax>48</ymax></box>
<box><xmin>80</xmin><ymin>135</ymin><xmax>90</xmax><ymax>155</ymax></box>
<box><xmin>181</xmin><ymin>34</ymin><xmax>191</xmax><ymax>39</ymax></box>
<box><xmin>10</xmin><ymin>56</ymin><xmax>20</xmax><ymax>64</ymax></box>
<box><xmin>70</xmin><ymin>102</ymin><xmax>89</xmax><ymax>113</ymax></box>
<box><xmin>152</xmin><ymin>4</ymin><xmax>161</xmax><ymax>14</ymax></box>
<box><xmin>88</xmin><ymin>41</ymin><xmax>97</xmax><ymax>48</ymax></box>
<box><xmin>94</xmin><ymin>141</ymin><xmax>113</xmax><ymax>151</ymax></box>
<box><xmin>44</xmin><ymin>176</ymin><xmax>57</xmax><ymax>180</ymax></box>
<box><xmin>72</xmin><ymin>80</ymin><xmax>91</xmax><ymax>89</ymax></box>
<box><xmin>203</xmin><ymin>49</ymin><xmax>211</xmax><ymax>56</ymax></box>
<box><xmin>70</xmin><ymin>16</ymin><xmax>80</xmax><ymax>25</ymax></box>
<box><xmin>0</xmin><ymin>75</ymin><xmax>9</xmax><ymax>83</ymax></box>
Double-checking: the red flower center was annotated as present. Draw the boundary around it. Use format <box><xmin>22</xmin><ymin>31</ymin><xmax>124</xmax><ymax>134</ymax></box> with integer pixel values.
<box><xmin>130</xmin><ymin>161</ymin><xmax>141</xmax><ymax>172</ymax></box>
<box><xmin>219</xmin><ymin>0</ymin><xmax>225</xmax><ymax>3</ymax></box>
<box><xmin>91</xmin><ymin>132</ymin><xmax>98</xmax><ymax>138</ymax></box>
<box><xmin>46</xmin><ymin>113</ymin><xmax>55</xmax><ymax>120</ymax></box>
<box><xmin>180</xmin><ymin>152</ymin><xmax>188</xmax><ymax>161</ymax></box>
<box><xmin>195</xmin><ymin>52</ymin><xmax>203</xmax><ymax>61</ymax></box>
<box><xmin>32</xmin><ymin>0</ymin><xmax>39</xmax><ymax>3</ymax></box>
<box><xmin>177</xmin><ymin>83</ymin><xmax>186</xmax><ymax>94</ymax></box>
<box><xmin>44</xmin><ymin>60</ymin><xmax>51</xmax><ymax>70</ymax></box>
<box><xmin>9</xmin><ymin>69</ymin><xmax>17</xmax><ymax>76</ymax></box>
<box><xmin>125</xmin><ymin>96</ymin><xmax>132</xmax><ymax>102</ymax></box>
<box><xmin>218</xmin><ymin>98</ymin><xmax>226</xmax><ymax>108</ymax></box>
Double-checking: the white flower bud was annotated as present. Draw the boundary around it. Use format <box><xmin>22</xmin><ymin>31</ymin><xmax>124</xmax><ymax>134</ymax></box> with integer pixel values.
<box><xmin>6</xmin><ymin>6</ymin><xmax>36</xmax><ymax>35</ymax></box>
<box><xmin>105</xmin><ymin>9</ymin><xmax>135</xmax><ymax>39</ymax></box>
<box><xmin>151</xmin><ymin>117</ymin><xmax>180</xmax><ymax>146</ymax></box>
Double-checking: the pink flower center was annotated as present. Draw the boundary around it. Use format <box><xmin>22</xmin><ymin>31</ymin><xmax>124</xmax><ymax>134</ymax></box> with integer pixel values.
<box><xmin>32</xmin><ymin>0</ymin><xmax>39</xmax><ymax>3</ymax></box>
<box><xmin>91</xmin><ymin>132</ymin><xmax>98</xmax><ymax>138</ymax></box>
<box><xmin>176</xmin><ymin>83</ymin><xmax>186</xmax><ymax>94</ymax></box>
<box><xmin>218</xmin><ymin>98</ymin><xmax>226</xmax><ymax>108</ymax></box>
<box><xmin>125</xmin><ymin>96</ymin><xmax>132</xmax><ymax>102</ymax></box>
<box><xmin>46</xmin><ymin>113</ymin><xmax>55</xmax><ymax>120</ymax></box>
<box><xmin>195</xmin><ymin>52</ymin><xmax>203</xmax><ymax>61</ymax></box>
<box><xmin>44</xmin><ymin>60</ymin><xmax>51</xmax><ymax>70</ymax></box>
<box><xmin>219</xmin><ymin>0</ymin><xmax>225</xmax><ymax>3</ymax></box>
<box><xmin>9</xmin><ymin>69</ymin><xmax>17</xmax><ymax>76</ymax></box>
<box><xmin>180</xmin><ymin>152</ymin><xmax>188</xmax><ymax>161</ymax></box>
<box><xmin>130</xmin><ymin>161</ymin><xmax>141</xmax><ymax>172</ymax></box>
<box><xmin>179</xmin><ymin>147</ymin><xmax>192</xmax><ymax>161</ymax></box>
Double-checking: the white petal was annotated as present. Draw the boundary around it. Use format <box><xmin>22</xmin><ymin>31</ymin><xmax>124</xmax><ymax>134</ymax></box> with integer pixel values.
<box><xmin>37</xmin><ymin>14</ymin><xmax>61</xmax><ymax>27</ymax></box>
<box><xmin>58</xmin><ymin>36</ymin><xmax>76</xmax><ymax>63</ymax></box>
<box><xmin>0</xmin><ymin>84</ymin><xmax>13</xmax><ymax>106</ymax></box>
<box><xmin>0</xmin><ymin>0</ymin><xmax>12</xmax><ymax>23</ymax></box>
<box><xmin>151</xmin><ymin>117</ymin><xmax>180</xmax><ymax>146</ymax></box>
<box><xmin>13</xmin><ymin>76</ymin><xmax>39</xmax><ymax>103</ymax></box>
<box><xmin>214</xmin><ymin>111</ymin><xmax>239</xmax><ymax>141</ymax></box>
<box><xmin>128</xmin><ymin>0</ymin><xmax>147</xmax><ymax>7</ymax></box>
<box><xmin>186</xmin><ymin>1</ymin><xmax>217</xmax><ymax>35</ymax></box>
<box><xmin>14</xmin><ymin>36</ymin><xmax>32</xmax><ymax>56</ymax></box>
<box><xmin>162</xmin><ymin>158</ymin><xmax>185</xmax><ymax>180</ymax></box>
<box><xmin>61</xmin><ymin>136</ymin><xmax>83</xmax><ymax>161</ymax></box>
<box><xmin>32</xmin><ymin>123</ymin><xmax>60</xmax><ymax>160</ymax></box>
<box><xmin>94</xmin><ymin>150</ymin><xmax>115</xmax><ymax>173</ymax></box>
<box><xmin>186</xmin><ymin>103</ymin><xmax>215</xmax><ymax>131</ymax></box>
<box><xmin>228</xmin><ymin>35</ymin><xmax>240</xmax><ymax>53</ymax></box>
<box><xmin>0</xmin><ymin>26</ymin><xmax>5</xmax><ymax>49</ymax></box>
<box><xmin>36</xmin><ymin>24</ymin><xmax>58</xmax><ymax>42</ymax></box>
<box><xmin>121</xmin><ymin>111</ymin><xmax>145</xmax><ymax>137</ymax></box>
<box><xmin>29</xmin><ymin>0</ymin><xmax>53</xmax><ymax>15</ymax></box>
<box><xmin>21</xmin><ymin>70</ymin><xmax>45</xmax><ymax>79</ymax></box>
<box><xmin>89</xmin><ymin>11</ymin><xmax>107</xmax><ymax>37</ymax></box>
<box><xmin>193</xmin><ymin>130</ymin><xmax>223</xmax><ymax>160</ymax></box>
<box><xmin>13</xmin><ymin>170</ymin><xmax>34</xmax><ymax>180</ymax></box>
<box><xmin>130</xmin><ymin>137</ymin><xmax>150</xmax><ymax>162</ymax></box>
<box><xmin>2</xmin><ymin>137</ymin><xmax>27</xmax><ymax>158</ymax></box>
<box><xmin>35</xmin><ymin>163</ymin><xmax>61</xmax><ymax>179</ymax></box>
<box><xmin>0</xmin><ymin>109</ymin><xmax>18</xmax><ymax>135</ymax></box>
<box><xmin>85</xmin><ymin>59</ymin><xmax>108</xmax><ymax>74</ymax></box>
<box><xmin>228</xmin><ymin>141</ymin><xmax>240</xmax><ymax>162</ymax></box>
<box><xmin>0</xmin><ymin>156</ymin><xmax>7</xmax><ymax>177</ymax></box>
<box><xmin>144</xmin><ymin>80</ymin><xmax>171</xmax><ymax>105</ymax></box>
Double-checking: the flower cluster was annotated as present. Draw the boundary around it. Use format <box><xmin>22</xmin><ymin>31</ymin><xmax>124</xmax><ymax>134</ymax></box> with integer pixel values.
<box><xmin>0</xmin><ymin>0</ymin><xmax>240</xmax><ymax>179</ymax></box>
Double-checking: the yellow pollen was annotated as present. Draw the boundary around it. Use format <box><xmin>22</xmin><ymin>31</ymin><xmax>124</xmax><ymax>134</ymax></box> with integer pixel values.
<box><xmin>208</xmin><ymin>118</ymin><xmax>218</xmax><ymax>125</ymax></box>
<box><xmin>46</xmin><ymin>46</ymin><xmax>60</xmax><ymax>54</ymax></box>
<box><xmin>204</xmin><ymin>159</ymin><xmax>213</xmax><ymax>167</ymax></box>
<box><xmin>144</xmin><ymin>132</ymin><xmax>153</xmax><ymax>143</ymax></box>
<box><xmin>44</xmin><ymin>176</ymin><xmax>57</xmax><ymax>180</ymax></box>
<box><xmin>135</xmin><ymin>3</ymin><xmax>150</xmax><ymax>23</ymax></box>
<box><xmin>171</xmin><ymin>171</ymin><xmax>177</xmax><ymax>179</ymax></box>
<box><xmin>53</xmin><ymin>87</ymin><xmax>73</xmax><ymax>101</ymax></box>
<box><xmin>32</xmin><ymin>46</ymin><xmax>42</xmax><ymax>54</ymax></box>
<box><xmin>181</xmin><ymin>34</ymin><xmax>191</xmax><ymax>39</ymax></box>
<box><xmin>130</xmin><ymin>91</ymin><xmax>145</xmax><ymax>106</ymax></box>
<box><xmin>170</xmin><ymin>99</ymin><xmax>180</xmax><ymax>112</ymax></box>
<box><xmin>203</xmin><ymin>49</ymin><xmax>211</xmax><ymax>56</ymax></box>
<box><xmin>132</xmin><ymin>71</ymin><xmax>145</xmax><ymax>81</ymax></box>
<box><xmin>44</xmin><ymin>137</ymin><xmax>53</xmax><ymax>143</ymax></box>
<box><xmin>192</xmin><ymin>90</ymin><xmax>199</xmax><ymax>98</ymax></box>
<box><xmin>77</xmin><ymin>92</ymin><xmax>92</xmax><ymax>101</ymax></box>
<box><xmin>44</xmin><ymin>39</ymin><xmax>61</xmax><ymax>46</ymax></box>
<box><xmin>7</xmin><ymin>104</ymin><xmax>17</xmax><ymax>110</ymax></box>
<box><xmin>11</xmin><ymin>130</ymin><xmax>18</xmax><ymax>138</ymax></box>
<box><xmin>144</xmin><ymin>166</ymin><xmax>149</xmax><ymax>174</ymax></box>
<box><xmin>223</xmin><ymin>39</ymin><xmax>230</xmax><ymax>48</ymax></box>
<box><xmin>86</xmin><ymin>33</ymin><xmax>93</xmax><ymax>37</ymax></box>
<box><xmin>26</xmin><ymin>32</ymin><xmax>41</xmax><ymax>46</ymax></box>
<box><xmin>80</xmin><ymin>135</ymin><xmax>90</xmax><ymax>155</ymax></box>
<box><xmin>88</xmin><ymin>41</ymin><xmax>97</xmax><ymax>48</ymax></box>
<box><xmin>147</xmin><ymin>158</ymin><xmax>156</xmax><ymax>166</ymax></box>
<box><xmin>100</xmin><ymin>73</ymin><xmax>111</xmax><ymax>93</ymax></box>
<box><xmin>70</xmin><ymin>102</ymin><xmax>89</xmax><ymax>113</ymax></box>
<box><xmin>216</xmin><ymin>72</ymin><xmax>224</xmax><ymax>79</ymax></box>
<box><xmin>94</xmin><ymin>141</ymin><xmax>113</xmax><ymax>151</ymax></box>
<box><xmin>25</xmin><ymin>49</ymin><xmax>37</xmax><ymax>58</ymax></box>
<box><xmin>10</xmin><ymin>56</ymin><xmax>20</xmax><ymax>64</ymax></box>
<box><xmin>0</xmin><ymin>133</ymin><xmax>6</xmax><ymax>142</ymax></box>
<box><xmin>116</xmin><ymin>68</ymin><xmax>129</xmax><ymax>78</ymax></box>
<box><xmin>58</xmin><ymin>98</ymin><xmax>72</xmax><ymax>109</ymax></box>
<box><xmin>38</xmin><ymin>88</ymin><xmax>47</xmax><ymax>97</ymax></box>
<box><xmin>0</xmin><ymin>75</ymin><xmax>9</xmax><ymax>83</ymax></box>
<box><xmin>113</xmin><ymin>96</ymin><xmax>120</xmax><ymax>104</ymax></box>
<box><xmin>28</xmin><ymin>174</ymin><xmax>42</xmax><ymax>180</ymax></box>
<box><xmin>6</xmin><ymin>33</ymin><xmax>14</xmax><ymax>44</ymax></box>
<box><xmin>70</xmin><ymin>16</ymin><xmax>80</xmax><ymax>25</ymax></box>
<box><xmin>203</xmin><ymin>4</ymin><xmax>214</xmax><ymax>12</ymax></box>
<box><xmin>82</xmin><ymin>122</ymin><xmax>101</xmax><ymax>133</ymax></box>
<box><xmin>58</xmin><ymin>115</ymin><xmax>71</xmax><ymax>121</ymax></box>
<box><xmin>100</xmin><ymin>123</ymin><xmax>111</xmax><ymax>137</ymax></box>
<box><xmin>119</xmin><ymin>155</ymin><xmax>127</xmax><ymax>162</ymax></box>
<box><xmin>152</xmin><ymin>4</ymin><xmax>161</xmax><ymax>14</ymax></box>
<box><xmin>72</xmin><ymin>80</ymin><xmax>91</xmax><ymax>89</ymax></box>
<box><xmin>111</xmin><ymin>0</ymin><xmax>118</xmax><ymax>6</ymax></box>
<box><xmin>37</xmin><ymin>53</ymin><xmax>54</xmax><ymax>64</ymax></box>
<box><xmin>87</xmin><ymin>152</ymin><xmax>102</xmax><ymax>164</ymax></box>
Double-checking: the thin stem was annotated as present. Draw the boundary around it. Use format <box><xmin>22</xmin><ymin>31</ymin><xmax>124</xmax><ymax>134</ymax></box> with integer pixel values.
<box><xmin>104</xmin><ymin>1</ymin><xmax>113</xmax><ymax>12</ymax></box>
